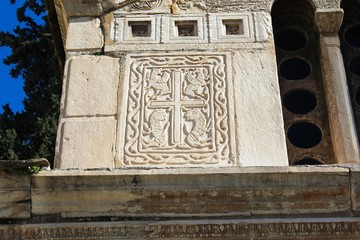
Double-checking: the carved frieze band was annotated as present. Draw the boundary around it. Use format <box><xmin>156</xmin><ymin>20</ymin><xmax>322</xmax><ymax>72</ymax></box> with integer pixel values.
<box><xmin>183</xmin><ymin>0</ymin><xmax>340</xmax><ymax>11</ymax></box>
<box><xmin>120</xmin><ymin>53</ymin><xmax>235</xmax><ymax>166</ymax></box>
<box><xmin>1</xmin><ymin>221</ymin><xmax>360</xmax><ymax>239</ymax></box>
<box><xmin>146</xmin><ymin>221</ymin><xmax>360</xmax><ymax>238</ymax></box>
<box><xmin>128</xmin><ymin>0</ymin><xmax>340</xmax><ymax>12</ymax></box>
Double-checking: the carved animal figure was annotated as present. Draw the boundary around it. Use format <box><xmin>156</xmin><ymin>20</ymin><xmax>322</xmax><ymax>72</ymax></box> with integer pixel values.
<box><xmin>184</xmin><ymin>69</ymin><xmax>207</xmax><ymax>98</ymax></box>
<box><xmin>184</xmin><ymin>108</ymin><xmax>210</xmax><ymax>147</ymax></box>
<box><xmin>147</xmin><ymin>69</ymin><xmax>170</xmax><ymax>99</ymax></box>
<box><xmin>147</xmin><ymin>109</ymin><xmax>169</xmax><ymax>147</ymax></box>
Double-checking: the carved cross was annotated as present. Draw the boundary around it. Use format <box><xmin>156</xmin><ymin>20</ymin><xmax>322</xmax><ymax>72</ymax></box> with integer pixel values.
<box><xmin>149</xmin><ymin>71</ymin><xmax>205</xmax><ymax>144</ymax></box>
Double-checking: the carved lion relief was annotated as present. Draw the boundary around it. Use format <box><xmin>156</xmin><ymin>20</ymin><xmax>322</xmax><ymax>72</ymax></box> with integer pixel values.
<box><xmin>119</xmin><ymin>53</ymin><xmax>235</xmax><ymax>166</ymax></box>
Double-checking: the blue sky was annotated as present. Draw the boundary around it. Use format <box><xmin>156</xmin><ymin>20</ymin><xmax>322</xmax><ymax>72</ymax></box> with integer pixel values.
<box><xmin>0</xmin><ymin>1</ymin><xmax>26</xmax><ymax>113</ymax></box>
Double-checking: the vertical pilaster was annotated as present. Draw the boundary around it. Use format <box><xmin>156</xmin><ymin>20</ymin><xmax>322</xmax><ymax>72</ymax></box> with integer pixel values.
<box><xmin>315</xmin><ymin>9</ymin><xmax>360</xmax><ymax>163</ymax></box>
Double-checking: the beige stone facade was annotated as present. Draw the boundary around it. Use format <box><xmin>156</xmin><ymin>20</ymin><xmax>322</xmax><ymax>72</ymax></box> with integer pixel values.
<box><xmin>52</xmin><ymin>0</ymin><xmax>360</xmax><ymax>169</ymax></box>
<box><xmin>1</xmin><ymin>0</ymin><xmax>360</xmax><ymax>239</ymax></box>
<box><xmin>54</xmin><ymin>0</ymin><xmax>292</xmax><ymax>169</ymax></box>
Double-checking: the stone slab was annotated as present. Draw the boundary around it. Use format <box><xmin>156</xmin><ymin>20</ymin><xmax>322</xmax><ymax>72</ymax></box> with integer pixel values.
<box><xmin>57</xmin><ymin>0</ymin><xmax>104</xmax><ymax>17</ymax></box>
<box><xmin>0</xmin><ymin>171</ymin><xmax>31</xmax><ymax>219</ymax></box>
<box><xmin>233</xmin><ymin>50</ymin><xmax>288</xmax><ymax>166</ymax></box>
<box><xmin>31</xmin><ymin>167</ymin><xmax>350</xmax><ymax>218</ymax></box>
<box><xmin>65</xmin><ymin>17</ymin><xmax>104</xmax><ymax>54</ymax></box>
<box><xmin>1</xmin><ymin>218</ymin><xmax>360</xmax><ymax>239</ymax></box>
<box><xmin>351</xmin><ymin>165</ymin><xmax>360</xmax><ymax>214</ymax></box>
<box><xmin>62</xmin><ymin>56</ymin><xmax>120</xmax><ymax>117</ymax></box>
<box><xmin>55</xmin><ymin>117</ymin><xmax>117</xmax><ymax>169</ymax></box>
<box><xmin>254</xmin><ymin>12</ymin><xmax>273</xmax><ymax>42</ymax></box>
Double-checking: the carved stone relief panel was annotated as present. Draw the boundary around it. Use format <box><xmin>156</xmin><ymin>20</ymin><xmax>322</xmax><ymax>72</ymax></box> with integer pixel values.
<box><xmin>119</xmin><ymin>53</ymin><xmax>236</xmax><ymax>167</ymax></box>
<box><xmin>172</xmin><ymin>0</ymin><xmax>339</xmax><ymax>12</ymax></box>
<box><xmin>312</xmin><ymin>0</ymin><xmax>339</xmax><ymax>8</ymax></box>
<box><xmin>163</xmin><ymin>15</ymin><xmax>208</xmax><ymax>43</ymax></box>
<box><xmin>129</xmin><ymin>0</ymin><xmax>163</xmax><ymax>11</ymax></box>
<box><xmin>110</xmin><ymin>16</ymin><xmax>160</xmax><ymax>43</ymax></box>
<box><xmin>113</xmin><ymin>0</ymin><xmax>170</xmax><ymax>14</ymax></box>
<box><xmin>209</xmin><ymin>13</ymin><xmax>254</xmax><ymax>43</ymax></box>
<box><xmin>172</xmin><ymin>0</ymin><xmax>269</xmax><ymax>12</ymax></box>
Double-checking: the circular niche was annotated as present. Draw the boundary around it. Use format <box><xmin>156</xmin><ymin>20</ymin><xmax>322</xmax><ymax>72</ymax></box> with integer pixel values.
<box><xmin>287</xmin><ymin>122</ymin><xmax>322</xmax><ymax>148</ymax></box>
<box><xmin>350</xmin><ymin>56</ymin><xmax>360</xmax><ymax>76</ymax></box>
<box><xmin>280</xmin><ymin>58</ymin><xmax>311</xmax><ymax>80</ymax></box>
<box><xmin>283</xmin><ymin>90</ymin><xmax>317</xmax><ymax>114</ymax></box>
<box><xmin>345</xmin><ymin>25</ymin><xmax>360</xmax><ymax>48</ymax></box>
<box><xmin>276</xmin><ymin>29</ymin><xmax>307</xmax><ymax>51</ymax></box>
<box><xmin>294</xmin><ymin>158</ymin><xmax>323</xmax><ymax>165</ymax></box>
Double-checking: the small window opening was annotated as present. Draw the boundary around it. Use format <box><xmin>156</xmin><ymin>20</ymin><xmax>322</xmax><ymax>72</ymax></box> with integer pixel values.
<box><xmin>223</xmin><ymin>20</ymin><xmax>244</xmax><ymax>35</ymax></box>
<box><xmin>129</xmin><ymin>21</ymin><xmax>151</xmax><ymax>37</ymax></box>
<box><xmin>175</xmin><ymin>21</ymin><xmax>198</xmax><ymax>37</ymax></box>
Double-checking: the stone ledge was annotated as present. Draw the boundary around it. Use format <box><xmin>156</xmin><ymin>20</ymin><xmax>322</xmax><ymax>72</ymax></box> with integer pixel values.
<box><xmin>1</xmin><ymin>165</ymin><xmax>360</xmax><ymax>239</ymax></box>
<box><xmin>0</xmin><ymin>159</ymin><xmax>49</xmax><ymax>219</ymax></box>
<box><xmin>30</xmin><ymin>166</ymin><xmax>352</xmax><ymax>218</ymax></box>
<box><xmin>0</xmin><ymin>165</ymin><xmax>357</xmax><ymax>220</ymax></box>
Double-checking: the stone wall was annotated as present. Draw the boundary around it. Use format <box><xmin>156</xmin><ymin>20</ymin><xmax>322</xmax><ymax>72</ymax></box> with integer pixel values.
<box><xmin>54</xmin><ymin>0</ymin><xmax>292</xmax><ymax>169</ymax></box>
<box><xmin>51</xmin><ymin>0</ymin><xmax>360</xmax><ymax>169</ymax></box>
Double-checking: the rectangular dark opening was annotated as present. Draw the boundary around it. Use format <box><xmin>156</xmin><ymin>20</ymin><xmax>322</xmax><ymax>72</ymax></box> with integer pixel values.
<box><xmin>223</xmin><ymin>20</ymin><xmax>244</xmax><ymax>35</ymax></box>
<box><xmin>129</xmin><ymin>21</ymin><xmax>151</xmax><ymax>37</ymax></box>
<box><xmin>175</xmin><ymin>21</ymin><xmax>198</xmax><ymax>37</ymax></box>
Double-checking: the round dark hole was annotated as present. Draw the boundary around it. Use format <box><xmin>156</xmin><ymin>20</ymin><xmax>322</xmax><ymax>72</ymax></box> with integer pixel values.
<box><xmin>288</xmin><ymin>122</ymin><xmax>322</xmax><ymax>148</ymax></box>
<box><xmin>355</xmin><ymin>89</ymin><xmax>360</xmax><ymax>105</ymax></box>
<box><xmin>345</xmin><ymin>26</ymin><xmax>360</xmax><ymax>48</ymax></box>
<box><xmin>276</xmin><ymin>29</ymin><xmax>307</xmax><ymax>51</ymax></box>
<box><xmin>280</xmin><ymin>58</ymin><xmax>311</xmax><ymax>80</ymax></box>
<box><xmin>283</xmin><ymin>90</ymin><xmax>317</xmax><ymax>114</ymax></box>
<box><xmin>350</xmin><ymin>56</ymin><xmax>360</xmax><ymax>76</ymax></box>
<box><xmin>294</xmin><ymin>158</ymin><xmax>322</xmax><ymax>165</ymax></box>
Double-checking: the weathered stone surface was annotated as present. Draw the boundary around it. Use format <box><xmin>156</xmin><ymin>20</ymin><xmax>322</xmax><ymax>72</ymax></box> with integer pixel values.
<box><xmin>61</xmin><ymin>56</ymin><xmax>120</xmax><ymax>117</ymax></box>
<box><xmin>233</xmin><ymin>50</ymin><xmax>288</xmax><ymax>166</ymax></box>
<box><xmin>1</xmin><ymin>166</ymin><xmax>360</xmax><ymax>238</ymax></box>
<box><xmin>351</xmin><ymin>165</ymin><xmax>360</xmax><ymax>214</ymax></box>
<box><xmin>32</xmin><ymin>167</ymin><xmax>350</xmax><ymax>218</ymax></box>
<box><xmin>0</xmin><ymin>171</ymin><xmax>31</xmax><ymax>219</ymax></box>
<box><xmin>254</xmin><ymin>12</ymin><xmax>273</xmax><ymax>42</ymax></box>
<box><xmin>56</xmin><ymin>0</ymin><xmax>104</xmax><ymax>17</ymax></box>
<box><xmin>65</xmin><ymin>17</ymin><xmax>104</xmax><ymax>54</ymax></box>
<box><xmin>55</xmin><ymin>118</ymin><xmax>117</xmax><ymax>169</ymax></box>
<box><xmin>2</xmin><ymin>218</ymin><xmax>360</xmax><ymax>239</ymax></box>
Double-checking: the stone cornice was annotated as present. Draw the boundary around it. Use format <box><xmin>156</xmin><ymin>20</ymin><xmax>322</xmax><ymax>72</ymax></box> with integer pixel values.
<box><xmin>2</xmin><ymin>165</ymin><xmax>360</xmax><ymax>238</ymax></box>
<box><xmin>1</xmin><ymin>165</ymin><xmax>360</xmax><ymax>219</ymax></box>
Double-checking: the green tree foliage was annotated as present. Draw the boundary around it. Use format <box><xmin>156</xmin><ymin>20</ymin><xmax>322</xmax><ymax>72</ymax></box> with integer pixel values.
<box><xmin>0</xmin><ymin>0</ymin><xmax>61</xmax><ymax>166</ymax></box>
